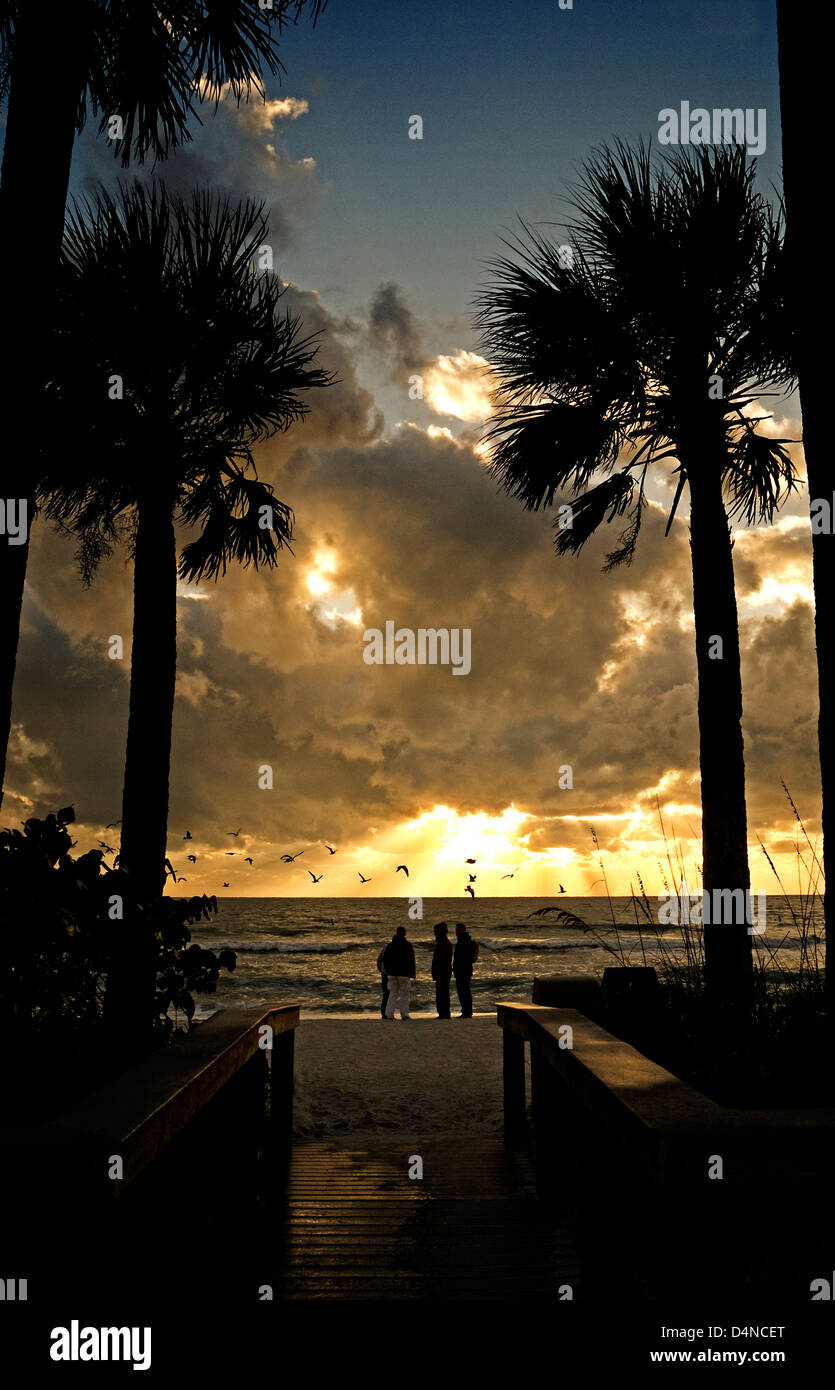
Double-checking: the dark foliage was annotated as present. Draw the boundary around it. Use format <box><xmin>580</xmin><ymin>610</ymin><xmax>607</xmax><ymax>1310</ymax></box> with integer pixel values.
<box><xmin>0</xmin><ymin>805</ymin><xmax>235</xmax><ymax>1060</ymax></box>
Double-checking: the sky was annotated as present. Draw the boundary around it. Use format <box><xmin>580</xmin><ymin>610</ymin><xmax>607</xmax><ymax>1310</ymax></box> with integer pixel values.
<box><xmin>5</xmin><ymin>0</ymin><xmax>820</xmax><ymax>899</ymax></box>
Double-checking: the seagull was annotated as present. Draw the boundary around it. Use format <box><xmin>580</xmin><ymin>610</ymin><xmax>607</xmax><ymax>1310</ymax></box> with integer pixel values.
<box><xmin>501</xmin><ymin>867</ymin><xmax>521</xmax><ymax>879</ymax></box>
<box><xmin>225</xmin><ymin>851</ymin><xmax>235</xmax><ymax>856</ymax></box>
<box><xmin>105</xmin><ymin>820</ymin><xmax>121</xmax><ymax>830</ymax></box>
<box><xmin>358</xmin><ymin>873</ymin><xmax>372</xmax><ymax>884</ymax></box>
<box><xmin>465</xmin><ymin>884</ymin><xmax>475</xmax><ymax>899</ymax></box>
<box><xmin>227</xmin><ymin>828</ymin><xmax>241</xmax><ymax>837</ymax></box>
<box><xmin>97</xmin><ymin>840</ymin><xmax>116</xmax><ymax>854</ymax></box>
<box><xmin>323</xmin><ymin>843</ymin><xmax>337</xmax><ymax>855</ymax></box>
<box><xmin>468</xmin><ymin>874</ymin><xmax>476</xmax><ymax>883</ymax></box>
<box><xmin>559</xmin><ymin>883</ymin><xmax>567</xmax><ymax>894</ymax></box>
<box><xmin>280</xmin><ymin>851</ymin><xmax>305</xmax><ymax>863</ymax></box>
<box><xmin>184</xmin><ymin>830</ymin><xmax>192</xmax><ymax>840</ymax></box>
<box><xmin>176</xmin><ymin>876</ymin><xmax>188</xmax><ymax>883</ymax></box>
<box><xmin>188</xmin><ymin>854</ymin><xmax>197</xmax><ymax>863</ymax></box>
<box><xmin>396</xmin><ymin>865</ymin><xmax>409</xmax><ymax>876</ymax></box>
<box><xmin>308</xmin><ymin>871</ymin><xmax>323</xmax><ymax>883</ymax></box>
<box><xmin>222</xmin><ymin>882</ymin><xmax>230</xmax><ymax>888</ymax></box>
<box><xmin>465</xmin><ymin>858</ymin><xmax>476</xmax><ymax>864</ymax></box>
<box><xmin>244</xmin><ymin>857</ymin><xmax>253</xmax><ymax>865</ymax></box>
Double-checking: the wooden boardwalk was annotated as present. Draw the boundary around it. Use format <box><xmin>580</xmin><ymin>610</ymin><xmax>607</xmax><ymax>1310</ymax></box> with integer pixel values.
<box><xmin>274</xmin><ymin>1135</ymin><xmax>580</xmax><ymax>1300</ymax></box>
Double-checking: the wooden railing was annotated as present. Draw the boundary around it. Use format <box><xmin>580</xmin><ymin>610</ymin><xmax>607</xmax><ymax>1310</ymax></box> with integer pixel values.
<box><xmin>497</xmin><ymin>1001</ymin><xmax>835</xmax><ymax>1300</ymax></box>
<box><xmin>2</xmin><ymin>1003</ymin><xmax>299</xmax><ymax>1210</ymax></box>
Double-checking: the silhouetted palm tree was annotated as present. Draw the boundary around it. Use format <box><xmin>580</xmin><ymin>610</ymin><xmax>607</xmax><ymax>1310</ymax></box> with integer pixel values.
<box><xmin>475</xmin><ymin>142</ymin><xmax>795</xmax><ymax>1001</ymax></box>
<box><xmin>0</xmin><ymin>0</ymin><xmax>328</xmax><ymax>807</ymax></box>
<box><xmin>776</xmin><ymin>5</ymin><xmax>832</xmax><ymax>1011</ymax></box>
<box><xmin>43</xmin><ymin>182</ymin><xmax>331</xmax><ymax>911</ymax></box>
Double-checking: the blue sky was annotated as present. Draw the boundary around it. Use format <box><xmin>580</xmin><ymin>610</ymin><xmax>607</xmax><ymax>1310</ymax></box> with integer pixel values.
<box><xmin>252</xmin><ymin>0</ymin><xmax>782</xmax><ymax>327</ymax></box>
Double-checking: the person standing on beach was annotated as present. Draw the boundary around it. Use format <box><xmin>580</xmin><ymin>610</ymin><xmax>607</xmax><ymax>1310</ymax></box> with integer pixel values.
<box><xmin>376</xmin><ymin>944</ymin><xmax>390</xmax><ymax>1019</ymax></box>
<box><xmin>453</xmin><ymin>923</ymin><xmax>479</xmax><ymax>1018</ymax></box>
<box><xmin>383</xmin><ymin>926</ymin><xmax>416</xmax><ymax>1019</ymax></box>
<box><xmin>431</xmin><ymin>922</ymin><xmax>453</xmax><ymax>1018</ymax></box>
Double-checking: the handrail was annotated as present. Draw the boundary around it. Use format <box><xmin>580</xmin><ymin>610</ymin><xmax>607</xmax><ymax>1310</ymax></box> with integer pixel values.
<box><xmin>497</xmin><ymin>1002</ymin><xmax>835</xmax><ymax>1143</ymax></box>
<box><xmin>2</xmin><ymin>1003</ymin><xmax>300</xmax><ymax>1199</ymax></box>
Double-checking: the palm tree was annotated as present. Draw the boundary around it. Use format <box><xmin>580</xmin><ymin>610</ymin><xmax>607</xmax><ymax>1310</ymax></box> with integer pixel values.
<box><xmin>0</xmin><ymin>0</ymin><xmax>328</xmax><ymax>808</ymax></box>
<box><xmin>776</xmin><ymin>4</ymin><xmax>832</xmax><ymax>1011</ymax></box>
<box><xmin>42</xmin><ymin>182</ymin><xmax>331</xmax><ymax>921</ymax></box>
<box><xmin>475</xmin><ymin>142</ymin><xmax>795</xmax><ymax>1002</ymax></box>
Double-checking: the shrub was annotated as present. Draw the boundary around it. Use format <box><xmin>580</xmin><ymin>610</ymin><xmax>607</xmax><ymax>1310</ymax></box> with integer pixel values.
<box><xmin>0</xmin><ymin>805</ymin><xmax>235</xmax><ymax>1062</ymax></box>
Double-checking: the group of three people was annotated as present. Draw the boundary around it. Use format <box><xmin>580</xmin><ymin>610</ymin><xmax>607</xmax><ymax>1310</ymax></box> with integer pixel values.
<box><xmin>377</xmin><ymin>922</ymin><xmax>479</xmax><ymax>1019</ymax></box>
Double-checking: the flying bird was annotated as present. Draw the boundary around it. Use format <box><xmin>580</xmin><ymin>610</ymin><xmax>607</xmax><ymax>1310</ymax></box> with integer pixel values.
<box><xmin>176</xmin><ymin>876</ymin><xmax>188</xmax><ymax>884</ymax></box>
<box><xmin>183</xmin><ymin>830</ymin><xmax>192</xmax><ymax>840</ymax></box>
<box><xmin>280</xmin><ymin>851</ymin><xmax>305</xmax><ymax>863</ymax></box>
<box><xmin>559</xmin><ymin>884</ymin><xmax>567</xmax><ymax>894</ymax></box>
<box><xmin>222</xmin><ymin>882</ymin><xmax>230</xmax><ymax>888</ymax></box>
<box><xmin>97</xmin><ymin>841</ymin><xmax>116</xmax><ymax>854</ymax></box>
<box><xmin>308</xmin><ymin>871</ymin><xmax>323</xmax><ymax>883</ymax></box>
<box><xmin>468</xmin><ymin>874</ymin><xmax>476</xmax><ymax>883</ymax></box>
<box><xmin>187</xmin><ymin>854</ymin><xmax>197</xmax><ymax>864</ymax></box>
<box><xmin>105</xmin><ymin>820</ymin><xmax>121</xmax><ymax>830</ymax></box>
<box><xmin>465</xmin><ymin>858</ymin><xmax>476</xmax><ymax>864</ymax></box>
<box><xmin>225</xmin><ymin>851</ymin><xmax>235</xmax><ymax>856</ymax></box>
<box><xmin>465</xmin><ymin>884</ymin><xmax>475</xmax><ymax>899</ymax></box>
<box><xmin>227</xmin><ymin>828</ymin><xmax>242</xmax><ymax>837</ymax></box>
<box><xmin>396</xmin><ymin>865</ymin><xmax>409</xmax><ymax>877</ymax></box>
<box><xmin>244</xmin><ymin>857</ymin><xmax>253</xmax><ymax>865</ymax></box>
<box><xmin>323</xmin><ymin>843</ymin><xmax>337</xmax><ymax>854</ymax></box>
<box><xmin>501</xmin><ymin>867</ymin><xmax>522</xmax><ymax>879</ymax></box>
<box><xmin>358</xmin><ymin>873</ymin><xmax>372</xmax><ymax>883</ymax></box>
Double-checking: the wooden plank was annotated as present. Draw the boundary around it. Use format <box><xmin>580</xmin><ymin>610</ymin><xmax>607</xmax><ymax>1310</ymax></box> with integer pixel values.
<box><xmin>273</xmin><ymin>1137</ymin><xmax>580</xmax><ymax>1300</ymax></box>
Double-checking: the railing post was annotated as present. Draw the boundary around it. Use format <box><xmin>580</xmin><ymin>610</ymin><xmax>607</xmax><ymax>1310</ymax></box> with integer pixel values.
<box><xmin>270</xmin><ymin>1023</ymin><xmax>295</xmax><ymax>1175</ymax></box>
<box><xmin>530</xmin><ymin>1045</ymin><xmax>560</xmax><ymax>1202</ymax></box>
<box><xmin>503</xmin><ymin>1028</ymin><xmax>527</xmax><ymax>1146</ymax></box>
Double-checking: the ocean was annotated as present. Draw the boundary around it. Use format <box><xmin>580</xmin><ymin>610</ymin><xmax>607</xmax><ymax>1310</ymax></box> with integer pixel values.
<box><xmin>187</xmin><ymin>895</ymin><xmax>824</xmax><ymax>1018</ymax></box>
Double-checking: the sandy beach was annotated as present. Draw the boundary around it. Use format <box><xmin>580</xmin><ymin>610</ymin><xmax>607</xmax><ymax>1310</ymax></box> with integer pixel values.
<box><xmin>292</xmin><ymin>1015</ymin><xmax>507</xmax><ymax>1147</ymax></box>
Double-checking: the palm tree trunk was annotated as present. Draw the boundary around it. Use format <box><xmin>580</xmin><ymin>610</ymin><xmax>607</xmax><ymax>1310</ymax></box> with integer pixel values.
<box><xmin>105</xmin><ymin>498</ymin><xmax>177</xmax><ymax>1042</ymax></box>
<box><xmin>119</xmin><ymin>498</ymin><xmax>178</xmax><ymax>901</ymax></box>
<box><xmin>776</xmin><ymin>4</ymin><xmax>832</xmax><ymax>1011</ymax></box>
<box><xmin>0</xmin><ymin>7</ymin><xmax>87</xmax><ymax>808</ymax></box>
<box><xmin>686</xmin><ymin>462</ymin><xmax>753</xmax><ymax>1001</ymax></box>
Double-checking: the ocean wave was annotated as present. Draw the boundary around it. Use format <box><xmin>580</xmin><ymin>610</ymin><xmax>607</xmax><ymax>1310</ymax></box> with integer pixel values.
<box><xmin>478</xmin><ymin>937</ymin><xmax>607</xmax><ymax>952</ymax></box>
<box><xmin>214</xmin><ymin>939</ymin><xmax>375</xmax><ymax>955</ymax></box>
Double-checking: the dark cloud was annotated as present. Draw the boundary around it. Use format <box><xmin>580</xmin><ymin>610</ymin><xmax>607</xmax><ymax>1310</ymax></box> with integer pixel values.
<box><xmin>366</xmin><ymin>282</ymin><xmax>428</xmax><ymax>382</ymax></box>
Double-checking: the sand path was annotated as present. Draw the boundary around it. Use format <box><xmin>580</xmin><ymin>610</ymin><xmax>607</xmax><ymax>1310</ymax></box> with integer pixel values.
<box><xmin>291</xmin><ymin>1015</ymin><xmax>505</xmax><ymax>1147</ymax></box>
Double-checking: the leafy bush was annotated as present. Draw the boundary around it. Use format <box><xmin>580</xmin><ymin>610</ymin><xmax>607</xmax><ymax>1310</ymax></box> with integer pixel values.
<box><xmin>0</xmin><ymin>805</ymin><xmax>235</xmax><ymax>1058</ymax></box>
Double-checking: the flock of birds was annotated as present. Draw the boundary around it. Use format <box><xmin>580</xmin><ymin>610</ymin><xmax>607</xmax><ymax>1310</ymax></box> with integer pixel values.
<box><xmin>96</xmin><ymin>821</ymin><xmax>569</xmax><ymax>898</ymax></box>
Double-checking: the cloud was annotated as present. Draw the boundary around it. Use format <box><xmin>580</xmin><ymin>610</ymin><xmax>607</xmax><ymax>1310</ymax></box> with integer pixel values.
<box><xmin>366</xmin><ymin>282</ymin><xmax>426</xmax><ymax>382</ymax></box>
<box><xmin>422</xmin><ymin>350</ymin><xmax>493</xmax><ymax>423</ymax></box>
<box><xmin>7</xmin><ymin>281</ymin><xmax>821</xmax><ymax>897</ymax></box>
<box><xmin>72</xmin><ymin>83</ymin><xmax>322</xmax><ymax>253</ymax></box>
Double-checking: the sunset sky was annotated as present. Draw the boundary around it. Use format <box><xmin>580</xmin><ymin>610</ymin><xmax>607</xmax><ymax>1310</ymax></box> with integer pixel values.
<box><xmin>5</xmin><ymin>0</ymin><xmax>819</xmax><ymax>898</ymax></box>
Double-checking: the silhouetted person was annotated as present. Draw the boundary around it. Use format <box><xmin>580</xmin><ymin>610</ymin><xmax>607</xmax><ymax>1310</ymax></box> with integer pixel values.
<box><xmin>376</xmin><ymin>944</ymin><xmax>390</xmax><ymax>1018</ymax></box>
<box><xmin>453</xmin><ymin>923</ymin><xmax>479</xmax><ymax>1017</ymax></box>
<box><xmin>383</xmin><ymin>926</ymin><xmax>415</xmax><ymax>1019</ymax></box>
<box><xmin>431</xmin><ymin>922</ymin><xmax>453</xmax><ymax>1018</ymax></box>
